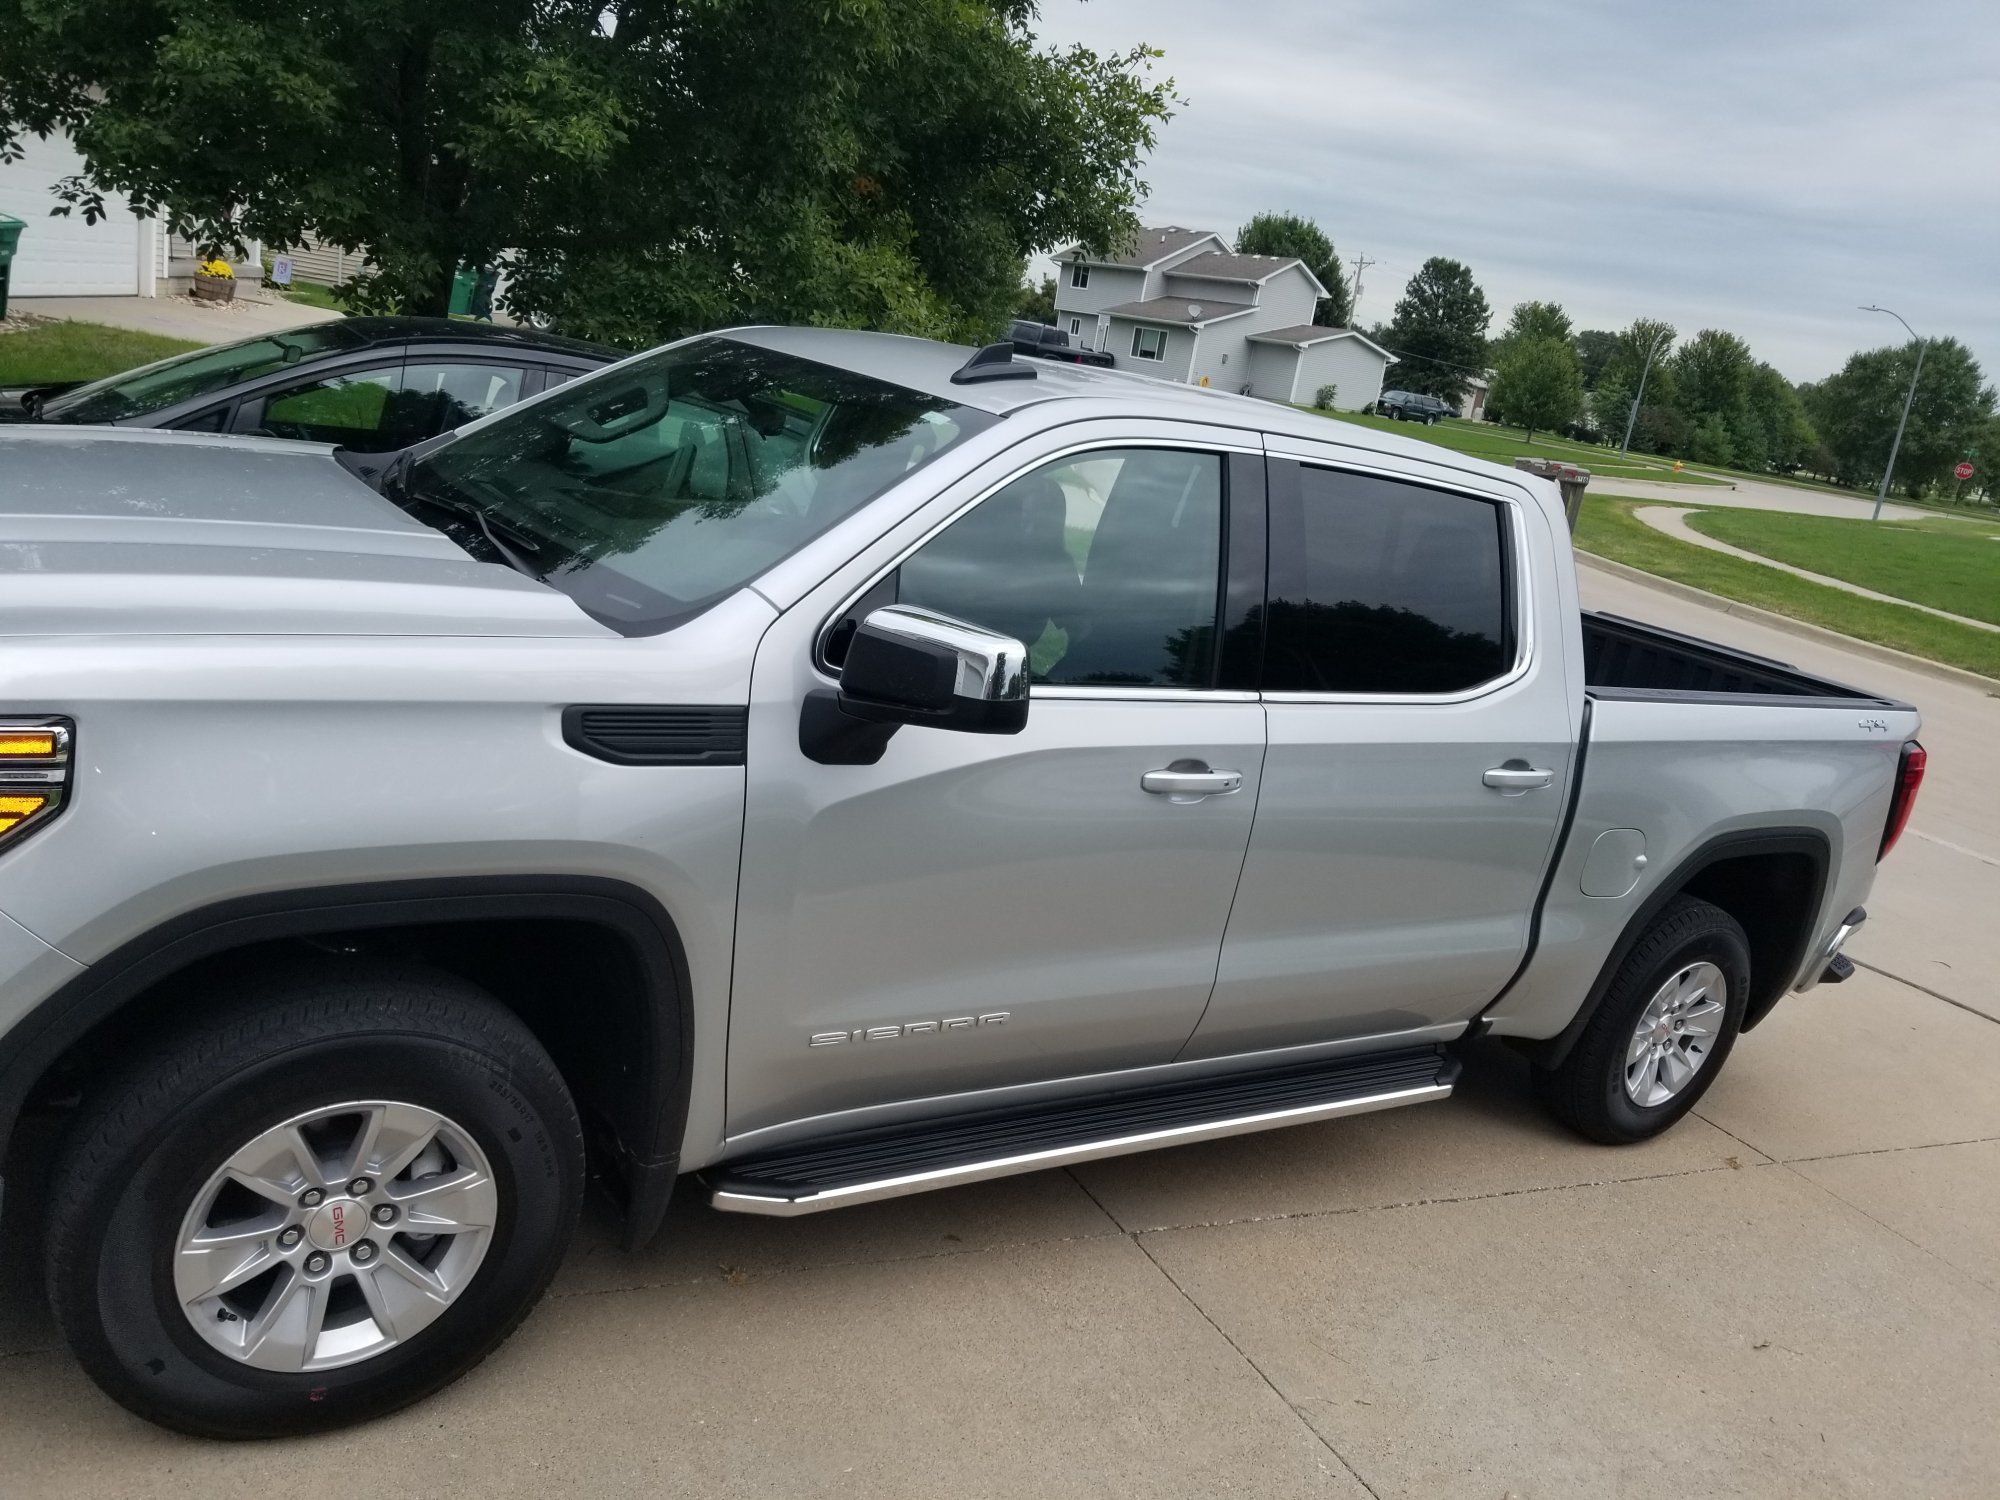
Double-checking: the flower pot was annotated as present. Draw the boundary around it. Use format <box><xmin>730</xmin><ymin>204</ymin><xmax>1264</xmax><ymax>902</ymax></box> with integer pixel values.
<box><xmin>191</xmin><ymin>273</ymin><xmax>236</xmax><ymax>303</ymax></box>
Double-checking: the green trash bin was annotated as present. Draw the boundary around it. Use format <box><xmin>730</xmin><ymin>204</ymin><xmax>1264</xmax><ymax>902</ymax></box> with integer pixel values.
<box><xmin>0</xmin><ymin>214</ymin><xmax>25</xmax><ymax>321</ymax></box>
<box><xmin>447</xmin><ymin>264</ymin><xmax>478</xmax><ymax>317</ymax></box>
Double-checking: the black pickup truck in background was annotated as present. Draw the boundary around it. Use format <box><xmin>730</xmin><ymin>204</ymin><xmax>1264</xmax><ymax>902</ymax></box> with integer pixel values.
<box><xmin>1009</xmin><ymin>320</ymin><xmax>1115</xmax><ymax>368</ymax></box>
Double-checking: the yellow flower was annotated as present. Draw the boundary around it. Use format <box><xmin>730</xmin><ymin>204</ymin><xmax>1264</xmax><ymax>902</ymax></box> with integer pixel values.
<box><xmin>197</xmin><ymin>258</ymin><xmax>235</xmax><ymax>279</ymax></box>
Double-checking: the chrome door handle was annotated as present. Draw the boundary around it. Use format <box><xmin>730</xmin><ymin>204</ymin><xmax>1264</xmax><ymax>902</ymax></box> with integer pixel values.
<box><xmin>1483</xmin><ymin>763</ymin><xmax>1555</xmax><ymax>794</ymax></box>
<box><xmin>1142</xmin><ymin>763</ymin><xmax>1243</xmax><ymax>799</ymax></box>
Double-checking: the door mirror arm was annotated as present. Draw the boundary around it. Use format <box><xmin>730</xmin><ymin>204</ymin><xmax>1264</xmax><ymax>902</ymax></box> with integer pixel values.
<box><xmin>800</xmin><ymin>606</ymin><xmax>1030</xmax><ymax>766</ymax></box>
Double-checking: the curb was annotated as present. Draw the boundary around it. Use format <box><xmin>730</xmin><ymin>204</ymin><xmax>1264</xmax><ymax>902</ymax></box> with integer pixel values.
<box><xmin>1573</xmin><ymin>551</ymin><xmax>2000</xmax><ymax>695</ymax></box>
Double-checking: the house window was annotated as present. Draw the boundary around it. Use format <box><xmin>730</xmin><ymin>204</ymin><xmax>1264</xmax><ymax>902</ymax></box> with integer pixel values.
<box><xmin>1131</xmin><ymin>326</ymin><xmax>1167</xmax><ymax>362</ymax></box>
<box><xmin>1068</xmin><ymin>317</ymin><xmax>1082</xmax><ymax>337</ymax></box>
<box><xmin>1069</xmin><ymin>263</ymin><xmax>1090</xmax><ymax>290</ymax></box>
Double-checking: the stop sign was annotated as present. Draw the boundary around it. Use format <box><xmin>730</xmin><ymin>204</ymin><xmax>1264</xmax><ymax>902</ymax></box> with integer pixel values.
<box><xmin>1955</xmin><ymin>461</ymin><xmax>1976</xmax><ymax>480</ymax></box>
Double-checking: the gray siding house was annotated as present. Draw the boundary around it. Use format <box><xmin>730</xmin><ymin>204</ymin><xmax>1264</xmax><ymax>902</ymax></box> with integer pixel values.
<box><xmin>1051</xmin><ymin>225</ymin><xmax>1395</xmax><ymax>410</ymax></box>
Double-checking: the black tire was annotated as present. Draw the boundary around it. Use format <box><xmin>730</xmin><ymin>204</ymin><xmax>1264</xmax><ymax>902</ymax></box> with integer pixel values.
<box><xmin>1536</xmin><ymin>896</ymin><xmax>1751</xmax><ymax>1144</ymax></box>
<box><xmin>45</xmin><ymin>963</ymin><xmax>584</xmax><ymax>1438</ymax></box>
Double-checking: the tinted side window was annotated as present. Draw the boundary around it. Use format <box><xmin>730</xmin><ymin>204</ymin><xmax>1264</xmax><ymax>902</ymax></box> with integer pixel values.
<box><xmin>880</xmin><ymin>448</ymin><xmax>1225</xmax><ymax>688</ymax></box>
<box><xmin>258</xmin><ymin>363</ymin><xmax>405</xmax><ymax>449</ymax></box>
<box><xmin>400</xmin><ymin>361</ymin><xmax>528</xmax><ymax>435</ymax></box>
<box><xmin>1264</xmin><ymin>464</ymin><xmax>1510</xmax><ymax>694</ymax></box>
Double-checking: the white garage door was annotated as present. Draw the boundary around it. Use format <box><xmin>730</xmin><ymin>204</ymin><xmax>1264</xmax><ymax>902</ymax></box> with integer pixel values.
<box><xmin>0</xmin><ymin>130</ymin><xmax>143</xmax><ymax>296</ymax></box>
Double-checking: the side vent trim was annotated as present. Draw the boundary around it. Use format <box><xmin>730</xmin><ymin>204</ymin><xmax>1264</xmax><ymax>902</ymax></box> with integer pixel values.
<box><xmin>562</xmin><ymin>705</ymin><xmax>748</xmax><ymax>766</ymax></box>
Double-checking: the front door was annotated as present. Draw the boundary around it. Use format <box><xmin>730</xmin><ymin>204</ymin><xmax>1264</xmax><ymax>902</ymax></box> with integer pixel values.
<box><xmin>727</xmin><ymin>442</ymin><xmax>1268</xmax><ymax>1139</ymax></box>
<box><xmin>1184</xmin><ymin>453</ymin><xmax>1576</xmax><ymax>1059</ymax></box>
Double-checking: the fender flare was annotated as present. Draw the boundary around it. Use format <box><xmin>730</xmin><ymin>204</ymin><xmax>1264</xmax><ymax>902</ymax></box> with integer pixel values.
<box><xmin>1527</xmin><ymin>828</ymin><xmax>1831</xmax><ymax>1069</ymax></box>
<box><xmin>0</xmin><ymin>875</ymin><xmax>694</xmax><ymax>1247</ymax></box>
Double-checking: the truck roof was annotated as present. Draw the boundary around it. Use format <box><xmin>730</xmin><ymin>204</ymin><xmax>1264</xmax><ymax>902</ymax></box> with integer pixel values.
<box><xmin>725</xmin><ymin>325</ymin><xmax>1475</xmax><ymax>472</ymax></box>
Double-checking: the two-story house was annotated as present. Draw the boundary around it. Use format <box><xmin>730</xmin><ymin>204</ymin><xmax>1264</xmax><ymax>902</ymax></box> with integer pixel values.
<box><xmin>1050</xmin><ymin>225</ymin><xmax>1395</xmax><ymax>410</ymax></box>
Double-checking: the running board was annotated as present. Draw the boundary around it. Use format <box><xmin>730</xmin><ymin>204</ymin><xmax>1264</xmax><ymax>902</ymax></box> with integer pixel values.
<box><xmin>709</xmin><ymin>1046</ymin><xmax>1459</xmax><ymax>1217</ymax></box>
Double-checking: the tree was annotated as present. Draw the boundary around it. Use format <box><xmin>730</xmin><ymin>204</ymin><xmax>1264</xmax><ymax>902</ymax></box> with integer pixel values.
<box><xmin>1588</xmin><ymin>319</ymin><xmax>1676</xmax><ymax>449</ymax></box>
<box><xmin>1574</xmin><ymin>329</ymin><xmax>1620</xmax><ymax>389</ymax></box>
<box><xmin>1498</xmin><ymin>300</ymin><xmax>1572</xmax><ymax>349</ymax></box>
<box><xmin>1805</xmin><ymin>337</ymin><xmax>1996</xmax><ymax>496</ymax></box>
<box><xmin>1671</xmin><ymin>329</ymin><xmax>1756</xmax><ymax>438</ymax></box>
<box><xmin>1382</xmin><ymin>257</ymin><xmax>1490</xmax><ymax>403</ymax></box>
<box><xmin>1741</xmin><ymin>363</ymin><xmax>1818</xmax><ymax>474</ymax></box>
<box><xmin>1490</xmin><ymin>334</ymin><xmax>1583</xmax><ymax>442</ymax></box>
<box><xmin>0</xmin><ymin>1</ymin><xmax>1175</xmax><ymax>338</ymax></box>
<box><xmin>1233</xmin><ymin>211</ymin><xmax>1351</xmax><ymax>326</ymax></box>
<box><xmin>1016</xmin><ymin>274</ymin><xmax>1057</xmax><ymax>325</ymax></box>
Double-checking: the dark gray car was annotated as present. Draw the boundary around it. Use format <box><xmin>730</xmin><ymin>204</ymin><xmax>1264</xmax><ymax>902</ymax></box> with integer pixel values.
<box><xmin>0</xmin><ymin>316</ymin><xmax>618</xmax><ymax>450</ymax></box>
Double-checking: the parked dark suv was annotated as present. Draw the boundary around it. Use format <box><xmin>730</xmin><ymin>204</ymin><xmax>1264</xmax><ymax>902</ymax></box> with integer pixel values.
<box><xmin>1376</xmin><ymin>389</ymin><xmax>1454</xmax><ymax>424</ymax></box>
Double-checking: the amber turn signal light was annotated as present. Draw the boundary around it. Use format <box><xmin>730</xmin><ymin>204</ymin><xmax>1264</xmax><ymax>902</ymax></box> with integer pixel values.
<box><xmin>0</xmin><ymin>718</ymin><xmax>71</xmax><ymax>850</ymax></box>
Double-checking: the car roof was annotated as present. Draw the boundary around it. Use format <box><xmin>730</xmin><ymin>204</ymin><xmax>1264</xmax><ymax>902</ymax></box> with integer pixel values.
<box><xmin>309</xmin><ymin>316</ymin><xmax>619</xmax><ymax>361</ymax></box>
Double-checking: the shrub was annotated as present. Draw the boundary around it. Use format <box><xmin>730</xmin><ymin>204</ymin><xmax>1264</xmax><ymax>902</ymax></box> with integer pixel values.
<box><xmin>1313</xmin><ymin>383</ymin><xmax>1339</xmax><ymax>410</ymax></box>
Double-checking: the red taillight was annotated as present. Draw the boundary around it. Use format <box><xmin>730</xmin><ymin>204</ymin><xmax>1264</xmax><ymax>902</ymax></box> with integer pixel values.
<box><xmin>1879</xmin><ymin>740</ymin><xmax>1925</xmax><ymax>860</ymax></box>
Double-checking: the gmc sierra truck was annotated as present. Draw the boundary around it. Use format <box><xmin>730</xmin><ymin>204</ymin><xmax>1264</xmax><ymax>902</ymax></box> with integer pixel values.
<box><xmin>0</xmin><ymin>328</ymin><xmax>1924</xmax><ymax>1438</ymax></box>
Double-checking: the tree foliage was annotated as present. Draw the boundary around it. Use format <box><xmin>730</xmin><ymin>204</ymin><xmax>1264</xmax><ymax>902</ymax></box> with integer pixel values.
<box><xmin>1805</xmin><ymin>338</ymin><xmax>1996</xmax><ymax>495</ymax></box>
<box><xmin>1382</xmin><ymin>257</ymin><xmax>1489</xmax><ymax>403</ymax></box>
<box><xmin>0</xmin><ymin>0</ymin><xmax>1175</xmax><ymax>339</ymax></box>
<box><xmin>1490</xmin><ymin>334</ymin><xmax>1582</xmax><ymax>442</ymax></box>
<box><xmin>1573</xmin><ymin>328</ymin><xmax>1619</xmax><ymax>389</ymax></box>
<box><xmin>1015</xmin><ymin>274</ymin><xmax>1057</xmax><ymax>325</ymax></box>
<box><xmin>1233</xmin><ymin>210</ymin><xmax>1351</xmax><ymax>327</ymax></box>
<box><xmin>1498</xmin><ymin>300</ymin><xmax>1572</xmax><ymax>349</ymax></box>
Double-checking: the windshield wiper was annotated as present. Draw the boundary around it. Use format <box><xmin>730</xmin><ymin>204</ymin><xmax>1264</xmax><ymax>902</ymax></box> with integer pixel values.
<box><xmin>378</xmin><ymin>448</ymin><xmax>546</xmax><ymax>580</ymax></box>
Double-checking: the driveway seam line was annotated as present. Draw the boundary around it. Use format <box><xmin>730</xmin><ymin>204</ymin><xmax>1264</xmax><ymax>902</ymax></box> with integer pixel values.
<box><xmin>1851</xmin><ymin>959</ymin><xmax>2000</xmax><ymax>1025</ymax></box>
<box><xmin>1123</xmin><ymin>1159</ymin><xmax>1751</xmax><ymax>1237</ymax></box>
<box><xmin>1780</xmin><ymin>1133</ymin><xmax>2000</xmax><ymax>1166</ymax></box>
<box><xmin>1129</xmin><ymin>1231</ymin><xmax>1385</xmax><ymax>1499</ymax></box>
<box><xmin>1774</xmin><ymin>1160</ymin><xmax>2000</xmax><ymax>1297</ymax></box>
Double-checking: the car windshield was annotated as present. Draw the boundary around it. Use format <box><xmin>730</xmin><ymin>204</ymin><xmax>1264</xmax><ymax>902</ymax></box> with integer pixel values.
<box><xmin>38</xmin><ymin>322</ymin><xmax>372</xmax><ymax>423</ymax></box>
<box><xmin>403</xmin><ymin>336</ymin><xmax>997</xmax><ymax>634</ymax></box>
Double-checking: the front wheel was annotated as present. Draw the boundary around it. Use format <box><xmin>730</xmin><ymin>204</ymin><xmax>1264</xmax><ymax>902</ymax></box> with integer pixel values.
<box><xmin>1535</xmin><ymin>896</ymin><xmax>1750</xmax><ymax>1143</ymax></box>
<box><xmin>44</xmin><ymin>964</ymin><xmax>584</xmax><ymax>1437</ymax></box>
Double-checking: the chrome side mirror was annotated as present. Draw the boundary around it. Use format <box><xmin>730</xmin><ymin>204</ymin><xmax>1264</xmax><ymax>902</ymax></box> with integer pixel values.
<box><xmin>840</xmin><ymin>606</ymin><xmax>1028</xmax><ymax>732</ymax></box>
<box><xmin>800</xmin><ymin>606</ymin><xmax>1029</xmax><ymax>765</ymax></box>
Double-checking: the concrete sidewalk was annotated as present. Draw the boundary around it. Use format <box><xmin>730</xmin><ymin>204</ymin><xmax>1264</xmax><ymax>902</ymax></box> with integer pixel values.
<box><xmin>8</xmin><ymin>293</ymin><xmax>341</xmax><ymax>346</ymax></box>
<box><xmin>2</xmin><ymin>568</ymin><xmax>1995</xmax><ymax>1498</ymax></box>
<box><xmin>1598</xmin><ymin>472</ymin><xmax>1929</xmax><ymax>521</ymax></box>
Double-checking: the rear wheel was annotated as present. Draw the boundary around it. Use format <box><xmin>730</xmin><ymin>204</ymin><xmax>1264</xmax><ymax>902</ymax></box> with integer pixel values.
<box><xmin>45</xmin><ymin>964</ymin><xmax>584</xmax><ymax>1437</ymax></box>
<box><xmin>1536</xmin><ymin>896</ymin><xmax>1750</xmax><ymax>1143</ymax></box>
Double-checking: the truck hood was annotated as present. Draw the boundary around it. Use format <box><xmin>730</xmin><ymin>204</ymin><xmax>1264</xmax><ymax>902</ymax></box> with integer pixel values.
<box><xmin>0</xmin><ymin>427</ymin><xmax>614</xmax><ymax>638</ymax></box>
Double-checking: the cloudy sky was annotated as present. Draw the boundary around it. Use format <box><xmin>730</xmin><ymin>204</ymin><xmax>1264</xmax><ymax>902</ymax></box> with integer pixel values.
<box><xmin>1030</xmin><ymin>1</ymin><xmax>1999</xmax><ymax>384</ymax></box>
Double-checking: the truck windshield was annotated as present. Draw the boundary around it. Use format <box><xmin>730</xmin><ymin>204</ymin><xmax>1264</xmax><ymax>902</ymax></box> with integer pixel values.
<box><xmin>38</xmin><ymin>323</ymin><xmax>371</xmax><ymax>424</ymax></box>
<box><xmin>403</xmin><ymin>337</ymin><xmax>995</xmax><ymax>633</ymax></box>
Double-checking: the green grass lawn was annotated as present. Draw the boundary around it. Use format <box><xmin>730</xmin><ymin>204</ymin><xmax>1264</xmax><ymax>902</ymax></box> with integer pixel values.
<box><xmin>1574</xmin><ymin>496</ymin><xmax>2000</xmax><ymax>679</ymax></box>
<box><xmin>278</xmin><ymin>278</ymin><xmax>345</xmax><ymax>312</ymax></box>
<box><xmin>1305</xmin><ymin>408</ymin><xmax>1726</xmax><ymax>486</ymax></box>
<box><xmin>0</xmin><ymin>319</ymin><xmax>203</xmax><ymax>386</ymax></box>
<box><xmin>1683</xmin><ymin>508</ymin><xmax>2000</xmax><ymax>626</ymax></box>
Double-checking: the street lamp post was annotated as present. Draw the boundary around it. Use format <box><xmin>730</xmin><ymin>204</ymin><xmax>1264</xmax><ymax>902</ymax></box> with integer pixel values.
<box><xmin>1860</xmin><ymin>305</ymin><xmax>1926</xmax><ymax>522</ymax></box>
<box><xmin>1618</xmin><ymin>329</ymin><xmax>1671</xmax><ymax>457</ymax></box>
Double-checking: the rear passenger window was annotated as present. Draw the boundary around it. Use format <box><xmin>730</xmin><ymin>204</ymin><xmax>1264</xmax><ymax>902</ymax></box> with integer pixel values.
<box><xmin>1264</xmin><ymin>464</ymin><xmax>1511</xmax><ymax>694</ymax></box>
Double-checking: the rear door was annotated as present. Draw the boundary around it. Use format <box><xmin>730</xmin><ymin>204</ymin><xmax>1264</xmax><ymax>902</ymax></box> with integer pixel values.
<box><xmin>1183</xmin><ymin>448</ymin><xmax>1576</xmax><ymax>1059</ymax></box>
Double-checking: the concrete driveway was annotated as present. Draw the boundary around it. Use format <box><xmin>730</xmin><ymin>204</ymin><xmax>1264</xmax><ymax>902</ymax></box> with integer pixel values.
<box><xmin>3</xmin><ymin>569</ymin><xmax>1995</xmax><ymax>1498</ymax></box>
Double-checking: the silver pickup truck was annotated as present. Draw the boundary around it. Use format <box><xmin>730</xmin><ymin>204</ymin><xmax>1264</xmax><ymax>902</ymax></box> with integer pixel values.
<box><xmin>0</xmin><ymin>328</ymin><xmax>1924</xmax><ymax>1437</ymax></box>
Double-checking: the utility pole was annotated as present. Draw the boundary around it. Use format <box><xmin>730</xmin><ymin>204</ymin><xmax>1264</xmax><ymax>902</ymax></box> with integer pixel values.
<box><xmin>1348</xmin><ymin>254</ymin><xmax>1376</xmax><ymax>325</ymax></box>
<box><xmin>1860</xmin><ymin>305</ymin><xmax>1926</xmax><ymax>521</ymax></box>
<box><xmin>1618</xmin><ymin>328</ymin><xmax>1671</xmax><ymax>457</ymax></box>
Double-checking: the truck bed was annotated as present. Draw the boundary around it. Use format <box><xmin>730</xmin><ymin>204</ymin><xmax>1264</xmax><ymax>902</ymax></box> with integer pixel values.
<box><xmin>1580</xmin><ymin>612</ymin><xmax>1903</xmax><ymax>706</ymax></box>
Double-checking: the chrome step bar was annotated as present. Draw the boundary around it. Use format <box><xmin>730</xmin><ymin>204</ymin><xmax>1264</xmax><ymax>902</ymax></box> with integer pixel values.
<box><xmin>710</xmin><ymin>1063</ymin><xmax>1455</xmax><ymax>1218</ymax></box>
